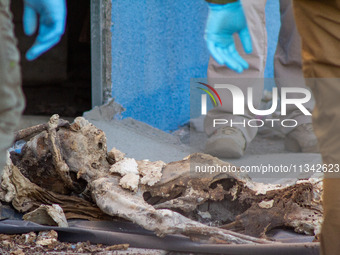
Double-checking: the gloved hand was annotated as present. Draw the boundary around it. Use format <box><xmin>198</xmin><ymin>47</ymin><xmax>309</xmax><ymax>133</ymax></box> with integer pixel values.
<box><xmin>23</xmin><ymin>0</ymin><xmax>67</xmax><ymax>61</ymax></box>
<box><xmin>205</xmin><ymin>1</ymin><xmax>252</xmax><ymax>73</ymax></box>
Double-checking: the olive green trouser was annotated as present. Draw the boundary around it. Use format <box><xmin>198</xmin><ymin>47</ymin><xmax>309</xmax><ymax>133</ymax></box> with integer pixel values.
<box><xmin>293</xmin><ymin>0</ymin><xmax>340</xmax><ymax>254</ymax></box>
<box><xmin>0</xmin><ymin>0</ymin><xmax>25</xmax><ymax>173</ymax></box>
<box><xmin>204</xmin><ymin>0</ymin><xmax>314</xmax><ymax>145</ymax></box>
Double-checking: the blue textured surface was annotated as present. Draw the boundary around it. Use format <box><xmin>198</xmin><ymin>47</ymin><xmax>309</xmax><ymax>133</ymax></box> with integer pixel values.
<box><xmin>264</xmin><ymin>0</ymin><xmax>280</xmax><ymax>80</ymax></box>
<box><xmin>111</xmin><ymin>1</ymin><xmax>209</xmax><ymax>131</ymax></box>
<box><xmin>111</xmin><ymin>0</ymin><xmax>280</xmax><ymax>131</ymax></box>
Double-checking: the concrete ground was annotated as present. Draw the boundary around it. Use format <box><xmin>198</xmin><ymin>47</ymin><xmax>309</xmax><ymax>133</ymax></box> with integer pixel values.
<box><xmin>185</xmin><ymin>117</ymin><xmax>322</xmax><ymax>184</ymax></box>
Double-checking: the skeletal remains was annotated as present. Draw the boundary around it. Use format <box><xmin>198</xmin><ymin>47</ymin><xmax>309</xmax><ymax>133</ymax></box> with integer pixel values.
<box><xmin>0</xmin><ymin>115</ymin><xmax>323</xmax><ymax>244</ymax></box>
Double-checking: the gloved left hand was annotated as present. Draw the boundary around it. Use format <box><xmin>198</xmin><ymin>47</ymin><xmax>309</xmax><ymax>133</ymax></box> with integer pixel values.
<box><xmin>23</xmin><ymin>0</ymin><xmax>67</xmax><ymax>61</ymax></box>
<box><xmin>205</xmin><ymin>1</ymin><xmax>252</xmax><ymax>73</ymax></box>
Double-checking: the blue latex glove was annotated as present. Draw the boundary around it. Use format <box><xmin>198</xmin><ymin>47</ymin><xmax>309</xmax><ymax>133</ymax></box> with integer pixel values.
<box><xmin>205</xmin><ymin>1</ymin><xmax>253</xmax><ymax>73</ymax></box>
<box><xmin>23</xmin><ymin>0</ymin><xmax>67</xmax><ymax>61</ymax></box>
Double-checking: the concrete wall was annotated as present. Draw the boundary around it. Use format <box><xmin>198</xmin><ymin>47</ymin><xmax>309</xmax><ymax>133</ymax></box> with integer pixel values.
<box><xmin>111</xmin><ymin>0</ymin><xmax>280</xmax><ymax>131</ymax></box>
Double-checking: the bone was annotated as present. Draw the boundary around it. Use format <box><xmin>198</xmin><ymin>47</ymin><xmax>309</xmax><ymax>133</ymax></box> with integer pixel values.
<box><xmin>1</xmin><ymin>116</ymin><xmax>323</xmax><ymax>244</ymax></box>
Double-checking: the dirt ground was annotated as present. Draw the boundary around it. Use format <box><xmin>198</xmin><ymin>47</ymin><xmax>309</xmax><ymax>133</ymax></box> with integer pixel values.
<box><xmin>0</xmin><ymin>230</ymin><xmax>166</xmax><ymax>255</ymax></box>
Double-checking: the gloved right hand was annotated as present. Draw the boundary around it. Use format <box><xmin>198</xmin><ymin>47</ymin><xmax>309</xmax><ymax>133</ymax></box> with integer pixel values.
<box><xmin>23</xmin><ymin>0</ymin><xmax>67</xmax><ymax>61</ymax></box>
<box><xmin>205</xmin><ymin>1</ymin><xmax>253</xmax><ymax>73</ymax></box>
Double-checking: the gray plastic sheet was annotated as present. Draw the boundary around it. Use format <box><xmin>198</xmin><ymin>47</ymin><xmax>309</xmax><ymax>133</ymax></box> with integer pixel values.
<box><xmin>0</xmin><ymin>219</ymin><xmax>319</xmax><ymax>255</ymax></box>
